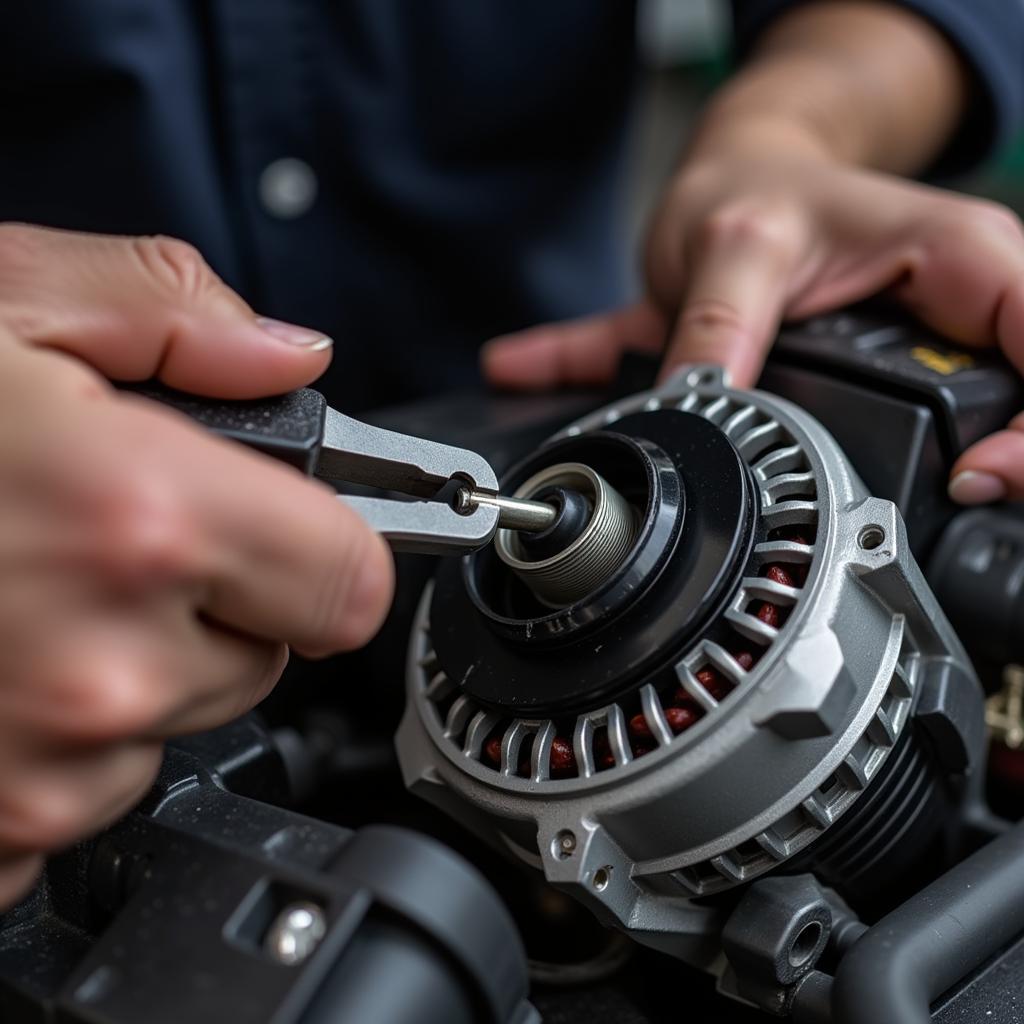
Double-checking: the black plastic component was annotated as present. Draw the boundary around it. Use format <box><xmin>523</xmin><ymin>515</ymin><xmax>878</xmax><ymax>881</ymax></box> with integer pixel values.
<box><xmin>122</xmin><ymin>382</ymin><xmax>326</xmax><ymax>474</ymax></box>
<box><xmin>758</xmin><ymin>362</ymin><xmax>952</xmax><ymax>553</ymax></box>
<box><xmin>914</xmin><ymin>660</ymin><xmax>987</xmax><ymax>774</ymax></box>
<box><xmin>0</xmin><ymin>718</ymin><xmax>536</xmax><ymax>1024</ymax></box>
<box><xmin>324</xmin><ymin>827</ymin><xmax>533</xmax><ymax>1024</ymax></box>
<box><xmin>516</xmin><ymin>486</ymin><xmax>591</xmax><ymax>560</ymax></box>
<box><xmin>932</xmin><ymin>929</ymin><xmax>1024</xmax><ymax>1023</ymax></box>
<box><xmin>722</xmin><ymin>874</ymin><xmax>832</xmax><ymax>1009</ymax></box>
<box><xmin>430</xmin><ymin>409</ymin><xmax>756</xmax><ymax>716</ymax></box>
<box><xmin>300</xmin><ymin>918</ymin><xmax>476</xmax><ymax>1024</ymax></box>
<box><xmin>759</xmin><ymin>307</ymin><xmax>1024</xmax><ymax>556</ymax></box>
<box><xmin>461</xmin><ymin>430</ymin><xmax>682</xmax><ymax>644</ymax></box>
<box><xmin>770</xmin><ymin>306</ymin><xmax>1024</xmax><ymax>467</ymax></box>
<box><xmin>832</xmin><ymin>819</ymin><xmax>1024</xmax><ymax>1024</ymax></box>
<box><xmin>929</xmin><ymin>507</ymin><xmax>1024</xmax><ymax>687</ymax></box>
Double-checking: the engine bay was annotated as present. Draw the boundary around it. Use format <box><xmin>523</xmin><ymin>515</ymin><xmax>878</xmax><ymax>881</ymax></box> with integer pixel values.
<box><xmin>4</xmin><ymin>307</ymin><xmax>1024</xmax><ymax>1024</ymax></box>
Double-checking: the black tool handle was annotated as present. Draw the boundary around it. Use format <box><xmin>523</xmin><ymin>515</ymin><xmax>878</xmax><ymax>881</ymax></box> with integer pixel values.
<box><xmin>120</xmin><ymin>382</ymin><xmax>327</xmax><ymax>474</ymax></box>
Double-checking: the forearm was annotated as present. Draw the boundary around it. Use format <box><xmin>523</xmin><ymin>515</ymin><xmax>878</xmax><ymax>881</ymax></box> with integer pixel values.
<box><xmin>692</xmin><ymin>1</ymin><xmax>968</xmax><ymax>172</ymax></box>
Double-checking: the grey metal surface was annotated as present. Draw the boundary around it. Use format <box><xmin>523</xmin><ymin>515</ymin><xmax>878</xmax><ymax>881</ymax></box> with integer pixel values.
<box><xmin>319</xmin><ymin>405</ymin><xmax>510</xmax><ymax>554</ymax></box>
<box><xmin>320</xmin><ymin>405</ymin><xmax>500</xmax><ymax>496</ymax></box>
<box><xmin>396</xmin><ymin>365</ymin><xmax>978</xmax><ymax>969</ymax></box>
<box><xmin>339</xmin><ymin>494</ymin><xmax>500</xmax><ymax>556</ymax></box>
<box><xmin>454</xmin><ymin>489</ymin><xmax>559</xmax><ymax>534</ymax></box>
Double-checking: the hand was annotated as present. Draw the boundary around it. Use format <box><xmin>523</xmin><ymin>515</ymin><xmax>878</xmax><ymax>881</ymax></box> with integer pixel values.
<box><xmin>483</xmin><ymin>151</ymin><xmax>1024</xmax><ymax>505</ymax></box>
<box><xmin>0</xmin><ymin>225</ymin><xmax>394</xmax><ymax>906</ymax></box>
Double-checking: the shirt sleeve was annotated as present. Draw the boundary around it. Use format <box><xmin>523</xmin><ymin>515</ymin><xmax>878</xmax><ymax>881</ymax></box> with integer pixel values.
<box><xmin>729</xmin><ymin>0</ymin><xmax>1024</xmax><ymax>176</ymax></box>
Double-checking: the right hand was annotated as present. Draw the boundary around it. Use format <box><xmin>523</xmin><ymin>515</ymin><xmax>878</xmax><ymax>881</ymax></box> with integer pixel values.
<box><xmin>0</xmin><ymin>224</ymin><xmax>394</xmax><ymax>907</ymax></box>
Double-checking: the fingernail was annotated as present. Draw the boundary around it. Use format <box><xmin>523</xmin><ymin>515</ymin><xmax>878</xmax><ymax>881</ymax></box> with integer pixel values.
<box><xmin>256</xmin><ymin>317</ymin><xmax>332</xmax><ymax>351</ymax></box>
<box><xmin>948</xmin><ymin>470</ymin><xmax>1007</xmax><ymax>505</ymax></box>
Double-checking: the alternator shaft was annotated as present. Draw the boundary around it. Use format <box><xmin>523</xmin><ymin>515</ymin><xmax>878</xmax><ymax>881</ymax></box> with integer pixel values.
<box><xmin>454</xmin><ymin>488</ymin><xmax>559</xmax><ymax>533</ymax></box>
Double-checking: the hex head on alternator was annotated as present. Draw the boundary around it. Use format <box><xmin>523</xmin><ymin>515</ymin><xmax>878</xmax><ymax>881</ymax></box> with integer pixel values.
<box><xmin>755</xmin><ymin>627</ymin><xmax>855</xmax><ymax>739</ymax></box>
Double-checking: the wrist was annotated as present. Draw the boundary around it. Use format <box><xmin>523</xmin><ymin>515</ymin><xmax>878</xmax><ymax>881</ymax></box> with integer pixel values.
<box><xmin>687</xmin><ymin>58</ymin><xmax>867</xmax><ymax>169</ymax></box>
<box><xmin>686</xmin><ymin>104</ymin><xmax>844</xmax><ymax>171</ymax></box>
<box><xmin>688</xmin><ymin>2</ymin><xmax>966</xmax><ymax>176</ymax></box>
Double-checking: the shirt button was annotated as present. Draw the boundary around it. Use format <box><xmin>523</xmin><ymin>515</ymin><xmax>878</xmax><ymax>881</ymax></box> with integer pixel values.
<box><xmin>259</xmin><ymin>158</ymin><xmax>318</xmax><ymax>219</ymax></box>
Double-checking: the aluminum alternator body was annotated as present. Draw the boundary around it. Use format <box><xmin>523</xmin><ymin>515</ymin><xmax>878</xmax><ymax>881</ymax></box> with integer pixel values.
<box><xmin>396</xmin><ymin>366</ymin><xmax>982</xmax><ymax>966</ymax></box>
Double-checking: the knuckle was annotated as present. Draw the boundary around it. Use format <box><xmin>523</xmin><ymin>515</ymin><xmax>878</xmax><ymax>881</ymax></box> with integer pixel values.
<box><xmin>50</xmin><ymin>663</ymin><xmax>164</xmax><ymax>741</ymax></box>
<box><xmin>937</xmin><ymin>200</ymin><xmax>1024</xmax><ymax>246</ymax></box>
<box><xmin>968</xmin><ymin>200</ymin><xmax>1024</xmax><ymax>240</ymax></box>
<box><xmin>89</xmin><ymin>475</ymin><xmax>198</xmax><ymax>587</ymax></box>
<box><xmin>698</xmin><ymin>202</ymin><xmax>798</xmax><ymax>254</ymax></box>
<box><xmin>677</xmin><ymin>298</ymin><xmax>746</xmax><ymax>339</ymax></box>
<box><xmin>131</xmin><ymin>235</ymin><xmax>217</xmax><ymax>302</ymax></box>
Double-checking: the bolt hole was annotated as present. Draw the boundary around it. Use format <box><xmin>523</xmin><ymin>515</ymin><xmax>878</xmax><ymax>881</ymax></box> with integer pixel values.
<box><xmin>592</xmin><ymin>866</ymin><xmax>612</xmax><ymax>891</ymax></box>
<box><xmin>858</xmin><ymin>525</ymin><xmax>885</xmax><ymax>551</ymax></box>
<box><xmin>552</xmin><ymin>830</ymin><xmax>577</xmax><ymax>860</ymax></box>
<box><xmin>789</xmin><ymin>920</ymin><xmax>823</xmax><ymax>968</ymax></box>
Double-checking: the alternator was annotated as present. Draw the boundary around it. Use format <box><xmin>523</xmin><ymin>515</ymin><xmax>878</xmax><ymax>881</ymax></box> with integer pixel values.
<box><xmin>396</xmin><ymin>366</ymin><xmax>983</xmax><ymax>967</ymax></box>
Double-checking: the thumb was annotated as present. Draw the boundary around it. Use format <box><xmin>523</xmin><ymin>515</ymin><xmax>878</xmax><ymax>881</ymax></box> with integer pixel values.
<box><xmin>0</xmin><ymin>224</ymin><xmax>331</xmax><ymax>398</ymax></box>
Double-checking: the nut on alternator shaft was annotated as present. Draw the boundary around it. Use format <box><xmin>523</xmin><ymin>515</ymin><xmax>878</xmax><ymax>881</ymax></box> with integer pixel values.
<box><xmin>493</xmin><ymin>462</ymin><xmax>637</xmax><ymax>607</ymax></box>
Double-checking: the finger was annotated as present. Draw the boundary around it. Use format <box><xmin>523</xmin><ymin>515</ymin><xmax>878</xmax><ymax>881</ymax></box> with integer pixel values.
<box><xmin>0</xmin><ymin>740</ymin><xmax>163</xmax><ymax>852</ymax></box>
<box><xmin>26</xmin><ymin>617</ymin><xmax>289</xmax><ymax>744</ymax></box>
<box><xmin>662</xmin><ymin>210</ymin><xmax>804</xmax><ymax>387</ymax></box>
<box><xmin>152</xmin><ymin>630</ymin><xmax>288</xmax><ymax>737</ymax></box>
<box><xmin>0</xmin><ymin>224</ymin><xmax>331</xmax><ymax>397</ymax></box>
<box><xmin>481</xmin><ymin>301</ymin><xmax>667</xmax><ymax>390</ymax></box>
<box><xmin>43</xmin><ymin>394</ymin><xmax>395</xmax><ymax>660</ymax></box>
<box><xmin>130</xmin><ymin>398</ymin><xmax>399</xmax><ymax>655</ymax></box>
<box><xmin>949</xmin><ymin>412</ymin><xmax>1024</xmax><ymax>504</ymax></box>
<box><xmin>201</xmin><ymin>465</ymin><xmax>395</xmax><ymax>657</ymax></box>
<box><xmin>889</xmin><ymin>207</ymin><xmax>1024</xmax><ymax>364</ymax></box>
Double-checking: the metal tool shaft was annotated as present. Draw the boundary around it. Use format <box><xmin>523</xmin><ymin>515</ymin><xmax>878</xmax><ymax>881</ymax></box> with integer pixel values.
<box><xmin>456</xmin><ymin>488</ymin><xmax>558</xmax><ymax>534</ymax></box>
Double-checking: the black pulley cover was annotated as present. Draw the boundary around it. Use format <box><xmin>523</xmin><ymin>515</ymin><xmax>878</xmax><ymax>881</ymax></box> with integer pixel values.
<box><xmin>429</xmin><ymin>410</ymin><xmax>757</xmax><ymax>715</ymax></box>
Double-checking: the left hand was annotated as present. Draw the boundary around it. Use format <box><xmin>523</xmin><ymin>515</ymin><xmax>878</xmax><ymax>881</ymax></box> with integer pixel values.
<box><xmin>482</xmin><ymin>149</ymin><xmax>1024</xmax><ymax>505</ymax></box>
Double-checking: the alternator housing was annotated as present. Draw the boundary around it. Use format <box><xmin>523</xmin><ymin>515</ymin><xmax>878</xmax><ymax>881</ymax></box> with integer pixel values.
<box><xmin>396</xmin><ymin>367</ymin><xmax>982</xmax><ymax>966</ymax></box>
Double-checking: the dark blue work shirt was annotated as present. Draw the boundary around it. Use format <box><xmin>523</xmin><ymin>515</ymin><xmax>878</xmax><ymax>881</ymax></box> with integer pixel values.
<box><xmin>1</xmin><ymin>1</ymin><xmax>1021</xmax><ymax>410</ymax></box>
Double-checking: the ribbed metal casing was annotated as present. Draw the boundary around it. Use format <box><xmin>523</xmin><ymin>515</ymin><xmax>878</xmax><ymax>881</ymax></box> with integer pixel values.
<box><xmin>395</xmin><ymin>366</ymin><xmax>979</xmax><ymax>965</ymax></box>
